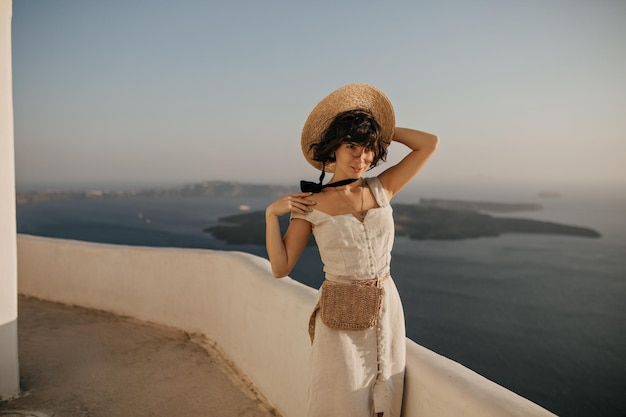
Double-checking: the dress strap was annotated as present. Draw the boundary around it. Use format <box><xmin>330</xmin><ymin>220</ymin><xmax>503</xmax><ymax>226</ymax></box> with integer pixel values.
<box><xmin>365</xmin><ymin>177</ymin><xmax>390</xmax><ymax>208</ymax></box>
<box><xmin>290</xmin><ymin>211</ymin><xmax>317</xmax><ymax>225</ymax></box>
<box><xmin>290</xmin><ymin>212</ymin><xmax>308</xmax><ymax>221</ymax></box>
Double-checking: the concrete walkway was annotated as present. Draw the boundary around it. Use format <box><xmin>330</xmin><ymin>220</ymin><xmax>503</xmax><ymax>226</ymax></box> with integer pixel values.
<box><xmin>0</xmin><ymin>296</ymin><xmax>280</xmax><ymax>417</ymax></box>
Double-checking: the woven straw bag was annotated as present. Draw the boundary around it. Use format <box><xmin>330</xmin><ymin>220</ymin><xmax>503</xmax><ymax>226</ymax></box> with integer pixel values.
<box><xmin>319</xmin><ymin>279</ymin><xmax>384</xmax><ymax>330</ymax></box>
<box><xmin>308</xmin><ymin>276</ymin><xmax>387</xmax><ymax>343</ymax></box>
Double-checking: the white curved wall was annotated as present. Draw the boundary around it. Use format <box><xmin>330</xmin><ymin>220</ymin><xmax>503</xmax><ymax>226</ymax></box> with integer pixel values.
<box><xmin>17</xmin><ymin>235</ymin><xmax>555</xmax><ymax>417</ymax></box>
<box><xmin>0</xmin><ymin>0</ymin><xmax>20</xmax><ymax>401</ymax></box>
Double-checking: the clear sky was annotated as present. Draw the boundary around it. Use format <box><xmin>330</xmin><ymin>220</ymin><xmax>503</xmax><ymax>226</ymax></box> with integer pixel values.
<box><xmin>11</xmin><ymin>0</ymin><xmax>626</xmax><ymax>192</ymax></box>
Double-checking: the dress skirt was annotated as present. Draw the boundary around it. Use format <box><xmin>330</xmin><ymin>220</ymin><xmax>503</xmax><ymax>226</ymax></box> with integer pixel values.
<box><xmin>306</xmin><ymin>276</ymin><xmax>406</xmax><ymax>417</ymax></box>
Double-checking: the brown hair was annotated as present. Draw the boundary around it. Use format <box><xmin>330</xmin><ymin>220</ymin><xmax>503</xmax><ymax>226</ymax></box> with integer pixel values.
<box><xmin>309</xmin><ymin>109</ymin><xmax>388</xmax><ymax>169</ymax></box>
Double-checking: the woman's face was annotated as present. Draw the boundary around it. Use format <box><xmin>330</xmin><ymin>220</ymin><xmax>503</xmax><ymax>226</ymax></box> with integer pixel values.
<box><xmin>334</xmin><ymin>142</ymin><xmax>374</xmax><ymax>178</ymax></box>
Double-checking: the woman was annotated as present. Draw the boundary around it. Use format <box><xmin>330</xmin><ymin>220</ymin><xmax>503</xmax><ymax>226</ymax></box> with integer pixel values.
<box><xmin>265</xmin><ymin>84</ymin><xmax>438</xmax><ymax>417</ymax></box>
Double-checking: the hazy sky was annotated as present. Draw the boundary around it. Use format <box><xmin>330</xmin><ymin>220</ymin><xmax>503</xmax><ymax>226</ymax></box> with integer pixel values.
<box><xmin>11</xmin><ymin>0</ymin><xmax>626</xmax><ymax>191</ymax></box>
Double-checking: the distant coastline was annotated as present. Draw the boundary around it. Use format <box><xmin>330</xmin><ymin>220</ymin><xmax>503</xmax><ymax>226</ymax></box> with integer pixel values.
<box><xmin>16</xmin><ymin>181</ymin><xmax>298</xmax><ymax>204</ymax></box>
<box><xmin>13</xmin><ymin>181</ymin><xmax>547</xmax><ymax>211</ymax></box>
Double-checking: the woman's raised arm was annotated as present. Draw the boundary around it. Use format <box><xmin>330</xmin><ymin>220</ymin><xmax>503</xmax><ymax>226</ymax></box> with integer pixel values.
<box><xmin>378</xmin><ymin>127</ymin><xmax>439</xmax><ymax>199</ymax></box>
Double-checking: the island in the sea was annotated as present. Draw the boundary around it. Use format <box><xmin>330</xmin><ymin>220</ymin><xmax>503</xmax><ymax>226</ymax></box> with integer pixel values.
<box><xmin>205</xmin><ymin>203</ymin><xmax>601</xmax><ymax>244</ymax></box>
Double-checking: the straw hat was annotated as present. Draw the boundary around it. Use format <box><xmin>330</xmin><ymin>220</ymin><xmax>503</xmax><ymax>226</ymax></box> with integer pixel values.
<box><xmin>301</xmin><ymin>83</ymin><xmax>395</xmax><ymax>172</ymax></box>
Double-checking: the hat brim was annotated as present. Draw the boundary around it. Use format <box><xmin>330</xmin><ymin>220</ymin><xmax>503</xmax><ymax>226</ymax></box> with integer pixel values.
<box><xmin>301</xmin><ymin>83</ymin><xmax>395</xmax><ymax>173</ymax></box>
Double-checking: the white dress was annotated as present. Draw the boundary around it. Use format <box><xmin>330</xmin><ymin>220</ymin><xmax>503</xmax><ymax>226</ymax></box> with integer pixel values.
<box><xmin>291</xmin><ymin>176</ymin><xmax>406</xmax><ymax>417</ymax></box>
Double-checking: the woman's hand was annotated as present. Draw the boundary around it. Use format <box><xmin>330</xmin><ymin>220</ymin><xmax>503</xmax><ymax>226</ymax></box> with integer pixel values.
<box><xmin>266</xmin><ymin>192</ymin><xmax>316</xmax><ymax>218</ymax></box>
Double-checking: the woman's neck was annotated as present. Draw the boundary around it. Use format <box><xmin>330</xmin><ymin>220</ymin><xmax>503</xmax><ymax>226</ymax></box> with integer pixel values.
<box><xmin>327</xmin><ymin>176</ymin><xmax>363</xmax><ymax>192</ymax></box>
<box><xmin>329</xmin><ymin>174</ymin><xmax>361</xmax><ymax>183</ymax></box>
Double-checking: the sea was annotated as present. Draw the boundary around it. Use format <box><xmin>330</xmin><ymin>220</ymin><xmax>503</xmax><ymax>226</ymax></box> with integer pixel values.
<box><xmin>16</xmin><ymin>183</ymin><xmax>626</xmax><ymax>417</ymax></box>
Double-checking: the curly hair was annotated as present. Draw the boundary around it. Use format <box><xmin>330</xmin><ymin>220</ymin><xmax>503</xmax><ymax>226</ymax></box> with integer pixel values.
<box><xmin>309</xmin><ymin>109</ymin><xmax>388</xmax><ymax>170</ymax></box>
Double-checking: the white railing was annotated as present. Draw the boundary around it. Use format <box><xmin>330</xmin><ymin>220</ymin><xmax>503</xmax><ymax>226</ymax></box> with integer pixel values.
<box><xmin>17</xmin><ymin>234</ymin><xmax>556</xmax><ymax>417</ymax></box>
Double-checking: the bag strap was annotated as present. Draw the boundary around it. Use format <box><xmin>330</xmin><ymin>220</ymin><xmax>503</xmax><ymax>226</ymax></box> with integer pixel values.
<box><xmin>308</xmin><ymin>301</ymin><xmax>320</xmax><ymax>344</ymax></box>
